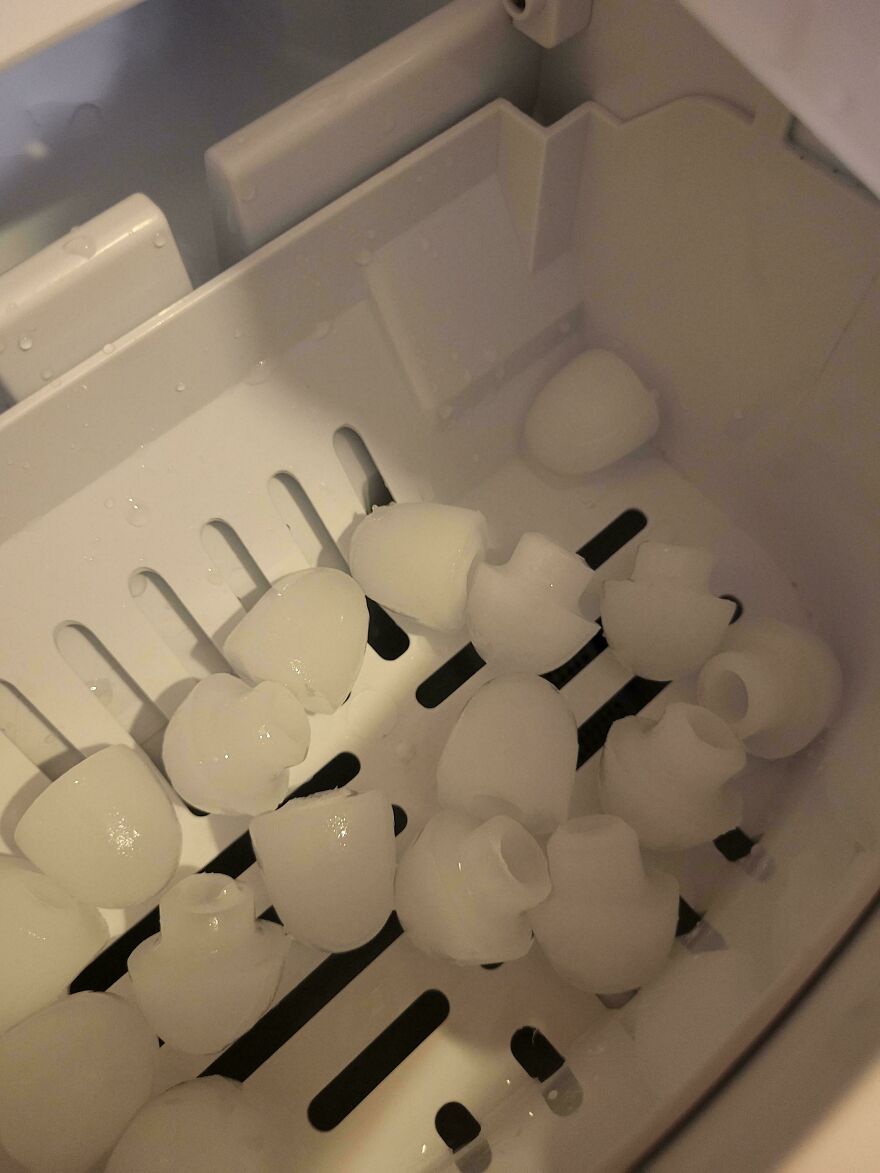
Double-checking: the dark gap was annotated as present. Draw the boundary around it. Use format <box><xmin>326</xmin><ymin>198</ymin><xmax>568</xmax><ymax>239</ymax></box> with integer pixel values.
<box><xmin>720</xmin><ymin>594</ymin><xmax>744</xmax><ymax>623</ymax></box>
<box><xmin>307</xmin><ymin>989</ymin><xmax>450</xmax><ymax>1131</ymax></box>
<box><xmin>676</xmin><ymin>898</ymin><xmax>704</xmax><ymax>937</ymax></box>
<box><xmin>435</xmin><ymin>1102</ymin><xmax>482</xmax><ymax>1153</ymax></box>
<box><xmin>260</xmin><ymin>906</ymin><xmax>282</xmax><ymax>925</ymax></box>
<box><xmin>182</xmin><ymin>799</ymin><xmax>211</xmax><ymax>818</ymax></box>
<box><xmin>202</xmin><ymin>913</ymin><xmax>403</xmax><ymax>1081</ymax></box>
<box><xmin>416</xmin><ymin>643</ymin><xmax>485</xmax><ymax>709</ymax></box>
<box><xmin>481</xmin><ymin>962</ymin><xmax>503</xmax><ymax>971</ymax></box>
<box><xmin>714</xmin><ymin>827</ymin><xmax>757</xmax><ymax>862</ymax></box>
<box><xmin>577</xmin><ymin>676</ymin><xmax>668</xmax><ymax>767</ymax></box>
<box><xmin>542</xmin><ymin>629</ymin><xmax>608</xmax><ymax>690</ymax></box>
<box><xmin>367</xmin><ymin>598</ymin><xmax>410</xmax><ymax>661</ymax></box>
<box><xmin>392</xmin><ymin>804</ymin><xmax>408</xmax><ymax>836</ymax></box>
<box><xmin>70</xmin><ymin>752</ymin><xmax>362</xmax><ymax>993</ymax></box>
<box><xmin>510</xmin><ymin>1026</ymin><xmax>565</xmax><ymax>1083</ymax></box>
<box><xmin>577</xmin><ymin>509</ymin><xmax>647</xmax><ymax>569</ymax></box>
<box><xmin>333</xmin><ymin>427</ymin><xmax>394</xmax><ymax>514</ymax></box>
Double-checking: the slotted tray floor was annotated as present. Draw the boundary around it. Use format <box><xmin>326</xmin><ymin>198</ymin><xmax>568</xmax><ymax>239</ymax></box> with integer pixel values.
<box><xmin>0</xmin><ymin>354</ymin><xmax>805</xmax><ymax>1172</ymax></box>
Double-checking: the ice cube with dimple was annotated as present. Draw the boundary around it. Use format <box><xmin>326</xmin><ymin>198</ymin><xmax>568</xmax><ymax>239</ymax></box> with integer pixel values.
<box><xmin>437</xmin><ymin>674</ymin><xmax>578</xmax><ymax>834</ymax></box>
<box><xmin>0</xmin><ymin>855</ymin><xmax>108</xmax><ymax>1035</ymax></box>
<box><xmin>348</xmin><ymin>501</ymin><xmax>488</xmax><ymax>631</ymax></box>
<box><xmin>127</xmin><ymin>872</ymin><xmax>288</xmax><ymax>1055</ymax></box>
<box><xmin>14</xmin><ymin>745</ymin><xmax>182</xmax><ymax>908</ymax></box>
<box><xmin>0</xmin><ymin>991</ymin><xmax>158</xmax><ymax>1173</ymax></box>
<box><xmin>466</xmin><ymin>531</ymin><xmax>598</xmax><ymax>674</ymax></box>
<box><xmin>224</xmin><ymin>567</ymin><xmax>368</xmax><ymax>714</ymax></box>
<box><xmin>251</xmin><ymin>787</ymin><xmax>396</xmax><ymax>952</ymax></box>
<box><xmin>106</xmin><ymin>1076</ymin><xmax>276</xmax><ymax>1173</ymax></box>
<box><xmin>163</xmin><ymin>673</ymin><xmax>310</xmax><ymax>815</ymax></box>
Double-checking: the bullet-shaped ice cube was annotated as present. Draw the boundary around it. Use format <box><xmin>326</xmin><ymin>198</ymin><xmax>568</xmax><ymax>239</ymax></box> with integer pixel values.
<box><xmin>599</xmin><ymin>703</ymin><xmax>746</xmax><ymax>850</ymax></box>
<box><xmin>127</xmin><ymin>872</ymin><xmax>288</xmax><ymax>1054</ymax></box>
<box><xmin>224</xmin><ymin>568</ymin><xmax>368</xmax><ymax>714</ymax></box>
<box><xmin>106</xmin><ymin>1077</ymin><xmax>276</xmax><ymax>1173</ymax></box>
<box><xmin>601</xmin><ymin>542</ymin><xmax>735</xmax><ymax>681</ymax></box>
<box><xmin>14</xmin><ymin>745</ymin><xmax>182</xmax><ymax>908</ymax></box>
<box><xmin>0</xmin><ymin>855</ymin><xmax>108</xmax><ymax>1035</ymax></box>
<box><xmin>348</xmin><ymin>501</ymin><xmax>488</xmax><ymax>631</ymax></box>
<box><xmin>466</xmin><ymin>532</ymin><xmax>599</xmax><ymax>674</ymax></box>
<box><xmin>437</xmin><ymin>674</ymin><xmax>577</xmax><ymax>834</ymax></box>
<box><xmin>0</xmin><ymin>991</ymin><xmax>158</xmax><ymax>1173</ymax></box>
<box><xmin>524</xmin><ymin>349</ymin><xmax>659</xmax><ymax>476</ymax></box>
<box><xmin>251</xmin><ymin>787</ymin><xmax>395</xmax><ymax>952</ymax></box>
<box><xmin>396</xmin><ymin>810</ymin><xmax>550</xmax><ymax>964</ymax></box>
<box><xmin>530</xmin><ymin>815</ymin><xmax>679</xmax><ymax>994</ymax></box>
<box><xmin>163</xmin><ymin>674</ymin><xmax>310</xmax><ymax>815</ymax></box>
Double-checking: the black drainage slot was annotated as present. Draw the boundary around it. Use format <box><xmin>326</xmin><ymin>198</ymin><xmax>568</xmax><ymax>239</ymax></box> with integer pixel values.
<box><xmin>676</xmin><ymin>898</ymin><xmax>703</xmax><ymax>937</ymax></box>
<box><xmin>510</xmin><ymin>1027</ymin><xmax>565</xmax><ymax>1082</ymax></box>
<box><xmin>202</xmin><ymin>913</ymin><xmax>403</xmax><ymax>1081</ymax></box>
<box><xmin>543</xmin><ymin>629</ymin><xmax>608</xmax><ymax>691</ymax></box>
<box><xmin>416</xmin><ymin>643</ymin><xmax>486</xmax><ymax>709</ymax></box>
<box><xmin>577</xmin><ymin>508</ymin><xmax>647</xmax><ymax>569</ymax></box>
<box><xmin>308</xmin><ymin>989</ymin><xmax>450</xmax><ymax>1131</ymax></box>
<box><xmin>714</xmin><ymin>827</ymin><xmax>756</xmax><ymax>862</ymax></box>
<box><xmin>367</xmin><ymin>598</ymin><xmax>410</xmax><ymax>661</ymax></box>
<box><xmin>392</xmin><ymin>804</ymin><xmax>408</xmax><ymax>836</ymax></box>
<box><xmin>576</xmin><ymin>676</ymin><xmax>668</xmax><ymax>767</ymax></box>
<box><xmin>720</xmin><ymin>594</ymin><xmax>744</xmax><ymax>623</ymax></box>
<box><xmin>70</xmin><ymin>907</ymin><xmax>160</xmax><ymax>994</ymax></box>
<box><xmin>291</xmin><ymin>751</ymin><xmax>361</xmax><ymax>799</ymax></box>
<box><xmin>481</xmin><ymin>962</ymin><xmax>503</xmax><ymax>971</ymax></box>
<box><xmin>436</xmin><ymin>1102</ymin><xmax>482</xmax><ymax>1152</ymax></box>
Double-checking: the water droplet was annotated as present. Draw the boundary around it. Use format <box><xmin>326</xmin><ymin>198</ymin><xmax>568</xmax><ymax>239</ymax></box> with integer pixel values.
<box><xmin>80</xmin><ymin>383</ymin><xmax>88</xmax><ymax>392</ymax></box>
<box><xmin>205</xmin><ymin>565</ymin><xmax>223</xmax><ymax>586</ymax></box>
<box><xmin>175</xmin><ymin>381</ymin><xmax>186</xmax><ymax>393</ymax></box>
<box><xmin>313</xmin><ymin>320</ymin><xmax>331</xmax><ymax>340</ymax></box>
<box><xmin>21</xmin><ymin>459</ymin><xmax>31</xmax><ymax>469</ymax></box>
<box><xmin>18</xmin><ymin>335</ymin><xmax>33</xmax><ymax>352</ymax></box>
<box><xmin>240</xmin><ymin>182</ymin><xmax>257</xmax><ymax>203</ymax></box>
<box><xmin>395</xmin><ymin>740</ymin><xmax>416</xmax><ymax>762</ymax></box>
<box><xmin>353</xmin><ymin>249</ymin><xmax>372</xmax><ymax>266</ymax></box>
<box><xmin>104</xmin><ymin>498</ymin><xmax>115</xmax><ymax>509</ymax></box>
<box><xmin>152</xmin><ymin>231</ymin><xmax>167</xmax><ymax>248</ymax></box>
<box><xmin>102</xmin><ymin>342</ymin><xmax>115</xmax><ymax>354</ymax></box>
<box><xmin>129</xmin><ymin>575</ymin><xmax>147</xmax><ymax>598</ymax></box>
<box><xmin>41</xmin><ymin>368</ymin><xmax>53</xmax><ymax>381</ymax></box>
<box><xmin>63</xmin><ymin>235</ymin><xmax>95</xmax><ymax>259</ymax></box>
<box><xmin>88</xmin><ymin>678</ymin><xmax>113</xmax><ymax>705</ymax></box>
<box><xmin>244</xmin><ymin>358</ymin><xmax>274</xmax><ymax>385</ymax></box>
<box><xmin>124</xmin><ymin>497</ymin><xmax>150</xmax><ymax>527</ymax></box>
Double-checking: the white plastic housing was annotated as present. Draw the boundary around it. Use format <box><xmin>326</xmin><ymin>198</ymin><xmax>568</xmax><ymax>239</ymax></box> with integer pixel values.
<box><xmin>107</xmin><ymin>1076</ymin><xmax>275</xmax><ymax>1173</ymax></box>
<box><xmin>395</xmin><ymin>810</ymin><xmax>550</xmax><ymax>964</ymax></box>
<box><xmin>523</xmin><ymin>349</ymin><xmax>659</xmax><ymax>476</ymax></box>
<box><xmin>127</xmin><ymin>873</ymin><xmax>288</xmax><ymax>1055</ymax></box>
<box><xmin>224</xmin><ymin>567</ymin><xmax>368</xmax><ymax>715</ymax></box>
<box><xmin>251</xmin><ymin>787</ymin><xmax>396</xmax><ymax>952</ymax></box>
<box><xmin>437</xmin><ymin>674</ymin><xmax>578</xmax><ymax>834</ymax></box>
<box><xmin>530</xmin><ymin>815</ymin><xmax>679</xmax><ymax>994</ymax></box>
<box><xmin>0</xmin><ymin>855</ymin><xmax>108</xmax><ymax>1035</ymax></box>
<box><xmin>601</xmin><ymin>542</ymin><xmax>735</xmax><ymax>681</ymax></box>
<box><xmin>0</xmin><ymin>991</ymin><xmax>158</xmax><ymax>1173</ymax></box>
<box><xmin>502</xmin><ymin>0</ymin><xmax>593</xmax><ymax>50</ymax></box>
<box><xmin>697</xmin><ymin>617</ymin><xmax>843</xmax><ymax>759</ymax></box>
<box><xmin>14</xmin><ymin>745</ymin><xmax>182</xmax><ymax>908</ymax></box>
<box><xmin>599</xmin><ymin>703</ymin><xmax>746</xmax><ymax>850</ymax></box>
<box><xmin>348</xmin><ymin>502</ymin><xmax>488</xmax><ymax>632</ymax></box>
<box><xmin>162</xmin><ymin>674</ymin><xmax>310</xmax><ymax>816</ymax></box>
<box><xmin>466</xmin><ymin>531</ymin><xmax>599</xmax><ymax>674</ymax></box>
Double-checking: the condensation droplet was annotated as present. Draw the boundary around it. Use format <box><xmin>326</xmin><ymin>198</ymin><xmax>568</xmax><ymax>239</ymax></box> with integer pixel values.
<box><xmin>104</xmin><ymin>498</ymin><xmax>115</xmax><ymax>509</ymax></box>
<box><xmin>129</xmin><ymin>575</ymin><xmax>147</xmax><ymax>599</ymax></box>
<box><xmin>175</xmin><ymin>381</ymin><xmax>186</xmax><ymax>393</ymax></box>
<box><xmin>63</xmin><ymin>235</ymin><xmax>95</xmax><ymax>259</ymax></box>
<box><xmin>233</xmin><ymin>328</ymin><xmax>242</xmax><ymax>339</ymax></box>
<box><xmin>102</xmin><ymin>342</ymin><xmax>115</xmax><ymax>354</ymax></box>
<box><xmin>41</xmin><ymin>368</ymin><xmax>53</xmax><ymax>381</ymax></box>
<box><xmin>244</xmin><ymin>358</ymin><xmax>274</xmax><ymax>385</ymax></box>
<box><xmin>353</xmin><ymin>249</ymin><xmax>372</xmax><ymax>266</ymax></box>
<box><xmin>153</xmin><ymin>231</ymin><xmax>167</xmax><ymax>248</ymax></box>
<box><xmin>88</xmin><ymin>678</ymin><xmax>113</xmax><ymax>705</ymax></box>
<box><xmin>18</xmin><ymin>335</ymin><xmax>33</xmax><ymax>352</ymax></box>
<box><xmin>21</xmin><ymin>459</ymin><xmax>31</xmax><ymax>469</ymax></box>
<box><xmin>124</xmin><ymin>497</ymin><xmax>150</xmax><ymax>527</ymax></box>
<box><xmin>205</xmin><ymin>565</ymin><xmax>223</xmax><ymax>586</ymax></box>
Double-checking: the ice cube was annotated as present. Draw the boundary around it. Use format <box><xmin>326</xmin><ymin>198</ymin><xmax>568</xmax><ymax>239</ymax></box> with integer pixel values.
<box><xmin>437</xmin><ymin>674</ymin><xmax>577</xmax><ymax>834</ymax></box>
<box><xmin>106</xmin><ymin>1076</ymin><xmax>276</xmax><ymax>1173</ymax></box>
<box><xmin>224</xmin><ymin>568</ymin><xmax>368</xmax><ymax>714</ymax></box>
<box><xmin>14</xmin><ymin>745</ymin><xmax>182</xmax><ymax>908</ymax></box>
<box><xmin>127</xmin><ymin>873</ymin><xmax>288</xmax><ymax>1055</ymax></box>
<box><xmin>523</xmin><ymin>349</ymin><xmax>659</xmax><ymax>476</ymax></box>
<box><xmin>348</xmin><ymin>502</ymin><xmax>488</xmax><ymax>631</ymax></box>
<box><xmin>251</xmin><ymin>787</ymin><xmax>396</xmax><ymax>952</ymax></box>
<box><xmin>0</xmin><ymin>855</ymin><xmax>108</xmax><ymax>1035</ymax></box>
<box><xmin>466</xmin><ymin>532</ymin><xmax>598</xmax><ymax>674</ymax></box>
<box><xmin>0</xmin><ymin>991</ymin><xmax>158</xmax><ymax>1173</ymax></box>
<box><xmin>163</xmin><ymin>674</ymin><xmax>310</xmax><ymax>816</ymax></box>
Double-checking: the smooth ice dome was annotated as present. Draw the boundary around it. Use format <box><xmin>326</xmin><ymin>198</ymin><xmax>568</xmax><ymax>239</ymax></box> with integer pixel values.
<box><xmin>437</xmin><ymin>674</ymin><xmax>577</xmax><ymax>834</ymax></box>
<box><xmin>0</xmin><ymin>855</ymin><xmax>108</xmax><ymax>1035</ymax></box>
<box><xmin>163</xmin><ymin>674</ymin><xmax>310</xmax><ymax>815</ymax></box>
<box><xmin>251</xmin><ymin>787</ymin><xmax>396</xmax><ymax>952</ymax></box>
<box><xmin>396</xmin><ymin>810</ymin><xmax>550</xmax><ymax>964</ymax></box>
<box><xmin>224</xmin><ymin>567</ymin><xmax>368</xmax><ymax>714</ymax></box>
<box><xmin>601</xmin><ymin>542</ymin><xmax>735</xmax><ymax>681</ymax></box>
<box><xmin>107</xmin><ymin>1077</ymin><xmax>276</xmax><ymax>1173</ymax></box>
<box><xmin>466</xmin><ymin>532</ymin><xmax>599</xmax><ymax>674</ymax></box>
<box><xmin>599</xmin><ymin>703</ymin><xmax>746</xmax><ymax>850</ymax></box>
<box><xmin>128</xmin><ymin>873</ymin><xmax>288</xmax><ymax>1054</ymax></box>
<box><xmin>0</xmin><ymin>991</ymin><xmax>158</xmax><ymax>1173</ymax></box>
<box><xmin>698</xmin><ymin>616</ymin><xmax>842</xmax><ymax>759</ymax></box>
<box><xmin>14</xmin><ymin>745</ymin><xmax>182</xmax><ymax>908</ymax></box>
<box><xmin>348</xmin><ymin>501</ymin><xmax>488</xmax><ymax>631</ymax></box>
<box><xmin>530</xmin><ymin>815</ymin><xmax>679</xmax><ymax>994</ymax></box>
<box><xmin>523</xmin><ymin>349</ymin><xmax>659</xmax><ymax>476</ymax></box>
